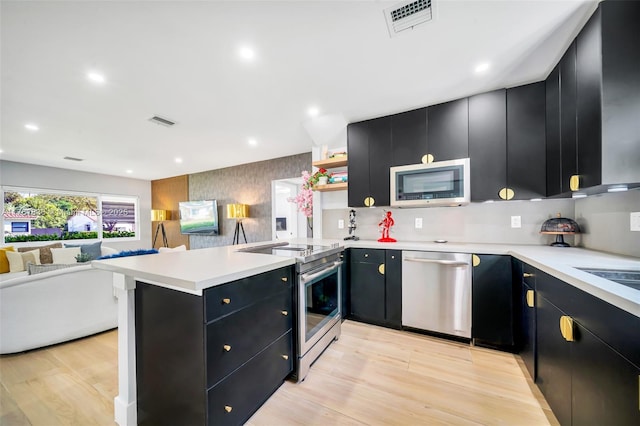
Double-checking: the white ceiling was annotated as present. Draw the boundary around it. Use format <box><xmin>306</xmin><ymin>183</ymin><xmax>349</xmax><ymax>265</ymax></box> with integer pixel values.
<box><xmin>1</xmin><ymin>0</ymin><xmax>598</xmax><ymax>181</ymax></box>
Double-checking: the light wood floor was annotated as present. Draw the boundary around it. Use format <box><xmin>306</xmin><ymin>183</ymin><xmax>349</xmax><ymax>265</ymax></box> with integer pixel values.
<box><xmin>1</xmin><ymin>321</ymin><xmax>558</xmax><ymax>425</ymax></box>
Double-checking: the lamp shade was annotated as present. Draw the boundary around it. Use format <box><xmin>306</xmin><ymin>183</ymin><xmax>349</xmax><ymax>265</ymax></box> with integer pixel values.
<box><xmin>227</xmin><ymin>203</ymin><xmax>249</xmax><ymax>219</ymax></box>
<box><xmin>540</xmin><ymin>214</ymin><xmax>580</xmax><ymax>247</ymax></box>
<box><xmin>151</xmin><ymin>209</ymin><xmax>171</xmax><ymax>221</ymax></box>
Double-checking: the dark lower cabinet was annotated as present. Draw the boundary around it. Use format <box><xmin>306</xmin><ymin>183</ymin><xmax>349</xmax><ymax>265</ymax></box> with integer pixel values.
<box><xmin>532</xmin><ymin>267</ymin><xmax>640</xmax><ymax>426</ymax></box>
<box><xmin>135</xmin><ymin>266</ymin><xmax>294</xmax><ymax>426</ymax></box>
<box><xmin>536</xmin><ymin>293</ymin><xmax>573</xmax><ymax>426</ymax></box>
<box><xmin>471</xmin><ymin>254</ymin><xmax>515</xmax><ymax>349</ymax></box>
<box><xmin>519</xmin><ymin>262</ymin><xmax>537</xmax><ymax>381</ymax></box>
<box><xmin>348</xmin><ymin>248</ymin><xmax>401</xmax><ymax>329</ymax></box>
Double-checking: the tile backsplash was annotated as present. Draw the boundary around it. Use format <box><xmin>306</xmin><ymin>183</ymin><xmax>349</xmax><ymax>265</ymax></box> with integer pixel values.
<box><xmin>322</xmin><ymin>189</ymin><xmax>639</xmax><ymax>258</ymax></box>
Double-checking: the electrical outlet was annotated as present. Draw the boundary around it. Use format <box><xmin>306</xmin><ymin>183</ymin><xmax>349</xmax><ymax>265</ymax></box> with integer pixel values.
<box><xmin>415</xmin><ymin>218</ymin><xmax>423</xmax><ymax>229</ymax></box>
<box><xmin>631</xmin><ymin>212</ymin><xmax>640</xmax><ymax>231</ymax></box>
<box><xmin>338</xmin><ymin>219</ymin><xmax>344</xmax><ymax>229</ymax></box>
<box><xmin>511</xmin><ymin>215</ymin><xmax>522</xmax><ymax>228</ymax></box>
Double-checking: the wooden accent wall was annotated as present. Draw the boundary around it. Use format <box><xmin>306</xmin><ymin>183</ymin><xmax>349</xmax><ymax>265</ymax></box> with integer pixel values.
<box><xmin>151</xmin><ymin>175</ymin><xmax>189</xmax><ymax>249</ymax></box>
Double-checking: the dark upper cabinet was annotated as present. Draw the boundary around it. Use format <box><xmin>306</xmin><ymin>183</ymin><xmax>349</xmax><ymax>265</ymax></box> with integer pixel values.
<box><xmin>469</xmin><ymin>89</ymin><xmax>507</xmax><ymax>201</ymax></box>
<box><xmin>545</xmin><ymin>64</ymin><xmax>562</xmax><ymax>196</ymax></box>
<box><xmin>390</xmin><ymin>107</ymin><xmax>427</xmax><ymax>166</ymax></box>
<box><xmin>427</xmin><ymin>98</ymin><xmax>469</xmax><ymax>163</ymax></box>
<box><xmin>347</xmin><ymin>117</ymin><xmax>392</xmax><ymax>207</ymax></box>
<box><xmin>506</xmin><ymin>82</ymin><xmax>546</xmax><ymax>200</ymax></box>
<box><xmin>546</xmin><ymin>1</ymin><xmax>640</xmax><ymax>196</ymax></box>
<box><xmin>576</xmin><ymin>1</ymin><xmax>640</xmax><ymax>189</ymax></box>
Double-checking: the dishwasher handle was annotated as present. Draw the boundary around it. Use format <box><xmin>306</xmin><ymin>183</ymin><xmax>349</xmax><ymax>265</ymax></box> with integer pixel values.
<box><xmin>403</xmin><ymin>257</ymin><xmax>469</xmax><ymax>267</ymax></box>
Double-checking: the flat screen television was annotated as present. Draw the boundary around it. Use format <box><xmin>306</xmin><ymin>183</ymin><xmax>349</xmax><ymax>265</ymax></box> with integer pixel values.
<box><xmin>179</xmin><ymin>200</ymin><xmax>219</xmax><ymax>235</ymax></box>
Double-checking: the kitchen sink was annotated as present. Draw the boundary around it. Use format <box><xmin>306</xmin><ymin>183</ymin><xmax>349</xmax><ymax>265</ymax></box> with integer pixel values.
<box><xmin>577</xmin><ymin>268</ymin><xmax>640</xmax><ymax>291</ymax></box>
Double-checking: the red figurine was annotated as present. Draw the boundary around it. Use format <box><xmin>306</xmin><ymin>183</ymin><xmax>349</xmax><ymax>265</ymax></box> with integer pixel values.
<box><xmin>378</xmin><ymin>211</ymin><xmax>396</xmax><ymax>243</ymax></box>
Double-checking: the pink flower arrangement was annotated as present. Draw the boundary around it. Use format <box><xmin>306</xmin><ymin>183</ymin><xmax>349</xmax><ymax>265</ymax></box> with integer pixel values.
<box><xmin>288</xmin><ymin>171</ymin><xmax>313</xmax><ymax>218</ymax></box>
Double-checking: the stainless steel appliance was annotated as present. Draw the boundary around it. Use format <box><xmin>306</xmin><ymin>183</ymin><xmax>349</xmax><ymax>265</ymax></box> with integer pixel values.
<box><xmin>402</xmin><ymin>251</ymin><xmax>472</xmax><ymax>338</ymax></box>
<box><xmin>239</xmin><ymin>242</ymin><xmax>343</xmax><ymax>382</ymax></box>
<box><xmin>390</xmin><ymin>158</ymin><xmax>471</xmax><ymax>207</ymax></box>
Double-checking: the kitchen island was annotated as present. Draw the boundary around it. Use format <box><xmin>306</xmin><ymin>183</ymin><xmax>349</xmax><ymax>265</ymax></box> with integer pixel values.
<box><xmin>94</xmin><ymin>239</ymin><xmax>639</xmax><ymax>426</ymax></box>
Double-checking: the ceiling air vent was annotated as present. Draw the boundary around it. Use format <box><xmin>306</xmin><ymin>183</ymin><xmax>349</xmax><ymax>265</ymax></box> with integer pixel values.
<box><xmin>148</xmin><ymin>115</ymin><xmax>176</xmax><ymax>127</ymax></box>
<box><xmin>384</xmin><ymin>0</ymin><xmax>433</xmax><ymax>37</ymax></box>
<box><xmin>63</xmin><ymin>156</ymin><xmax>84</xmax><ymax>162</ymax></box>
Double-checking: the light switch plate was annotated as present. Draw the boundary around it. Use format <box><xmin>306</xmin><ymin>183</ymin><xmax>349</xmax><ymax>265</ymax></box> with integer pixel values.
<box><xmin>415</xmin><ymin>218</ymin><xmax>423</xmax><ymax>229</ymax></box>
<box><xmin>511</xmin><ymin>215</ymin><xmax>522</xmax><ymax>228</ymax></box>
<box><xmin>630</xmin><ymin>212</ymin><xmax>640</xmax><ymax>231</ymax></box>
<box><xmin>338</xmin><ymin>219</ymin><xmax>344</xmax><ymax>229</ymax></box>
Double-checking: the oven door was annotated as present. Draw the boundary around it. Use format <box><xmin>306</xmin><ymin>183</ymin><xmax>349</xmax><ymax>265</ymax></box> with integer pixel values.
<box><xmin>298</xmin><ymin>260</ymin><xmax>342</xmax><ymax>356</ymax></box>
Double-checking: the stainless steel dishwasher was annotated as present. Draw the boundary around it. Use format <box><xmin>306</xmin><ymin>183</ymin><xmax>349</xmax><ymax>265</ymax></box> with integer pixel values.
<box><xmin>402</xmin><ymin>251</ymin><xmax>472</xmax><ymax>338</ymax></box>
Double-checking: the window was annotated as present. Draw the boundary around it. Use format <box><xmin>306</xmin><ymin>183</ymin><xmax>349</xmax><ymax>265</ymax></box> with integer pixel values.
<box><xmin>2</xmin><ymin>187</ymin><xmax>139</xmax><ymax>243</ymax></box>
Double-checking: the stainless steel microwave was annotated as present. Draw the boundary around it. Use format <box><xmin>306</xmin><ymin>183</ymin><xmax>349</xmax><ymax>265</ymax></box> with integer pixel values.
<box><xmin>390</xmin><ymin>158</ymin><xmax>470</xmax><ymax>207</ymax></box>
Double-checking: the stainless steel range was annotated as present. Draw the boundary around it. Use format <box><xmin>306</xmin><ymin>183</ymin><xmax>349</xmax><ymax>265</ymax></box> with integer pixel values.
<box><xmin>239</xmin><ymin>242</ymin><xmax>344</xmax><ymax>382</ymax></box>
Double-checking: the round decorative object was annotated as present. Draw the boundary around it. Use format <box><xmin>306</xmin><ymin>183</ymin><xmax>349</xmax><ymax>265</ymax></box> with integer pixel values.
<box><xmin>540</xmin><ymin>214</ymin><xmax>581</xmax><ymax>247</ymax></box>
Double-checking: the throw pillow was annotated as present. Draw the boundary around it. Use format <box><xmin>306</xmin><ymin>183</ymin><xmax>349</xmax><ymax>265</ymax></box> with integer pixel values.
<box><xmin>18</xmin><ymin>242</ymin><xmax>63</xmax><ymax>264</ymax></box>
<box><xmin>0</xmin><ymin>246</ymin><xmax>16</xmax><ymax>274</ymax></box>
<box><xmin>97</xmin><ymin>249</ymin><xmax>158</xmax><ymax>259</ymax></box>
<box><xmin>158</xmin><ymin>245</ymin><xmax>187</xmax><ymax>253</ymax></box>
<box><xmin>50</xmin><ymin>247</ymin><xmax>81</xmax><ymax>264</ymax></box>
<box><xmin>27</xmin><ymin>262</ymin><xmax>82</xmax><ymax>275</ymax></box>
<box><xmin>65</xmin><ymin>241</ymin><xmax>102</xmax><ymax>260</ymax></box>
<box><xmin>5</xmin><ymin>251</ymin><xmax>38</xmax><ymax>273</ymax></box>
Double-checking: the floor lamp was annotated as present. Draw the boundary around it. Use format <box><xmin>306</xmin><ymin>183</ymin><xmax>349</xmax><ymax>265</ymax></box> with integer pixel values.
<box><xmin>227</xmin><ymin>203</ymin><xmax>249</xmax><ymax>245</ymax></box>
<box><xmin>151</xmin><ymin>209</ymin><xmax>171</xmax><ymax>248</ymax></box>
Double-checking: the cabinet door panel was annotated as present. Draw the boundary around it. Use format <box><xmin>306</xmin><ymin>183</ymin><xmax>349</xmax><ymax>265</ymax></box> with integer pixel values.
<box><xmin>507</xmin><ymin>82</ymin><xmax>546</xmax><ymax>199</ymax></box>
<box><xmin>521</xmin><ymin>281</ymin><xmax>536</xmax><ymax>380</ymax></box>
<box><xmin>349</xmin><ymin>262</ymin><xmax>385</xmax><ymax>324</ymax></box>
<box><xmin>560</xmin><ymin>41</ymin><xmax>578</xmax><ymax>193</ymax></box>
<box><xmin>391</xmin><ymin>108</ymin><xmax>427</xmax><ymax>166</ymax></box>
<box><xmin>368</xmin><ymin>116</ymin><xmax>392</xmax><ymax>207</ymax></box>
<box><xmin>546</xmin><ymin>65</ymin><xmax>562</xmax><ymax>196</ymax></box>
<box><xmin>427</xmin><ymin>98</ymin><xmax>469</xmax><ymax>162</ymax></box>
<box><xmin>347</xmin><ymin>122</ymin><xmax>371</xmax><ymax>207</ymax></box>
<box><xmin>469</xmin><ymin>90</ymin><xmax>507</xmax><ymax>201</ymax></box>
<box><xmin>385</xmin><ymin>250</ymin><xmax>402</xmax><ymax>328</ymax></box>
<box><xmin>536</xmin><ymin>296</ymin><xmax>572</xmax><ymax>426</ymax></box>
<box><xmin>572</xmin><ymin>323</ymin><xmax>640</xmax><ymax>426</ymax></box>
<box><xmin>471</xmin><ymin>254</ymin><xmax>514</xmax><ymax>348</ymax></box>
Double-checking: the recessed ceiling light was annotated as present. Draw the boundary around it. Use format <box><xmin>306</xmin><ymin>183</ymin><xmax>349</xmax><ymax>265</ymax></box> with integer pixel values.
<box><xmin>474</xmin><ymin>62</ymin><xmax>490</xmax><ymax>73</ymax></box>
<box><xmin>87</xmin><ymin>71</ymin><xmax>106</xmax><ymax>84</ymax></box>
<box><xmin>248</xmin><ymin>138</ymin><xmax>258</xmax><ymax>146</ymax></box>
<box><xmin>307</xmin><ymin>106</ymin><xmax>320</xmax><ymax>117</ymax></box>
<box><xmin>126</xmin><ymin>169</ymin><xmax>133</xmax><ymax>174</ymax></box>
<box><xmin>238</xmin><ymin>46</ymin><xmax>256</xmax><ymax>61</ymax></box>
<box><xmin>174</xmin><ymin>157</ymin><xmax>183</xmax><ymax>164</ymax></box>
<box><xmin>24</xmin><ymin>123</ymin><xmax>39</xmax><ymax>132</ymax></box>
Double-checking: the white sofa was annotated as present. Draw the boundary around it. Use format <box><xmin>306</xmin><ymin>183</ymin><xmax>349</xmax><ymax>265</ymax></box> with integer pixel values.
<box><xmin>0</xmin><ymin>263</ymin><xmax>117</xmax><ymax>354</ymax></box>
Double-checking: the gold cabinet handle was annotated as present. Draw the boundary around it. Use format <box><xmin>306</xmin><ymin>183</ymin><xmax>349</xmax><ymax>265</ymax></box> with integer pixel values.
<box><xmin>421</xmin><ymin>154</ymin><xmax>434</xmax><ymax>164</ymax></box>
<box><xmin>222</xmin><ymin>298</ymin><xmax>231</xmax><ymax>305</ymax></box>
<box><xmin>559</xmin><ymin>316</ymin><xmax>575</xmax><ymax>342</ymax></box>
<box><xmin>523</xmin><ymin>273</ymin><xmax>534</xmax><ymax>278</ymax></box>
<box><xmin>281</xmin><ymin>277</ymin><xmax>288</xmax><ymax>282</ymax></box>
<box><xmin>224</xmin><ymin>405</ymin><xmax>233</xmax><ymax>413</ymax></box>
<box><xmin>472</xmin><ymin>254</ymin><xmax>480</xmax><ymax>267</ymax></box>
<box><xmin>223</xmin><ymin>344</ymin><xmax>231</xmax><ymax>352</ymax></box>
<box><xmin>281</xmin><ymin>310</ymin><xmax>288</xmax><ymax>316</ymax></box>
<box><xmin>282</xmin><ymin>354</ymin><xmax>289</xmax><ymax>360</ymax></box>
<box><xmin>364</xmin><ymin>196</ymin><xmax>375</xmax><ymax>207</ymax></box>
<box><xmin>498</xmin><ymin>187</ymin><xmax>515</xmax><ymax>200</ymax></box>
<box><xmin>570</xmin><ymin>175</ymin><xmax>580</xmax><ymax>191</ymax></box>
<box><xmin>526</xmin><ymin>290</ymin><xmax>535</xmax><ymax>308</ymax></box>
<box><xmin>378</xmin><ymin>264</ymin><xmax>385</xmax><ymax>275</ymax></box>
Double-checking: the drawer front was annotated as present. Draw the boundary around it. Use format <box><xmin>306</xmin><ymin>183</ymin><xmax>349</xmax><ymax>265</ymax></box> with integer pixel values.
<box><xmin>206</xmin><ymin>291</ymin><xmax>292</xmax><ymax>387</ymax></box>
<box><xmin>349</xmin><ymin>248</ymin><xmax>384</xmax><ymax>263</ymax></box>
<box><xmin>207</xmin><ymin>330</ymin><xmax>293</xmax><ymax>426</ymax></box>
<box><xmin>204</xmin><ymin>266</ymin><xmax>293</xmax><ymax>323</ymax></box>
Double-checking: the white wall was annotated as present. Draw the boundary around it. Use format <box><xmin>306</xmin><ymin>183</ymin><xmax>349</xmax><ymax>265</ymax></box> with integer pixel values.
<box><xmin>1</xmin><ymin>160</ymin><xmax>152</xmax><ymax>250</ymax></box>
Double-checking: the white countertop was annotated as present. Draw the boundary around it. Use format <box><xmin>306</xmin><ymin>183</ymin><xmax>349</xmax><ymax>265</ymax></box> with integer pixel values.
<box><xmin>93</xmin><ymin>238</ymin><xmax>639</xmax><ymax>317</ymax></box>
